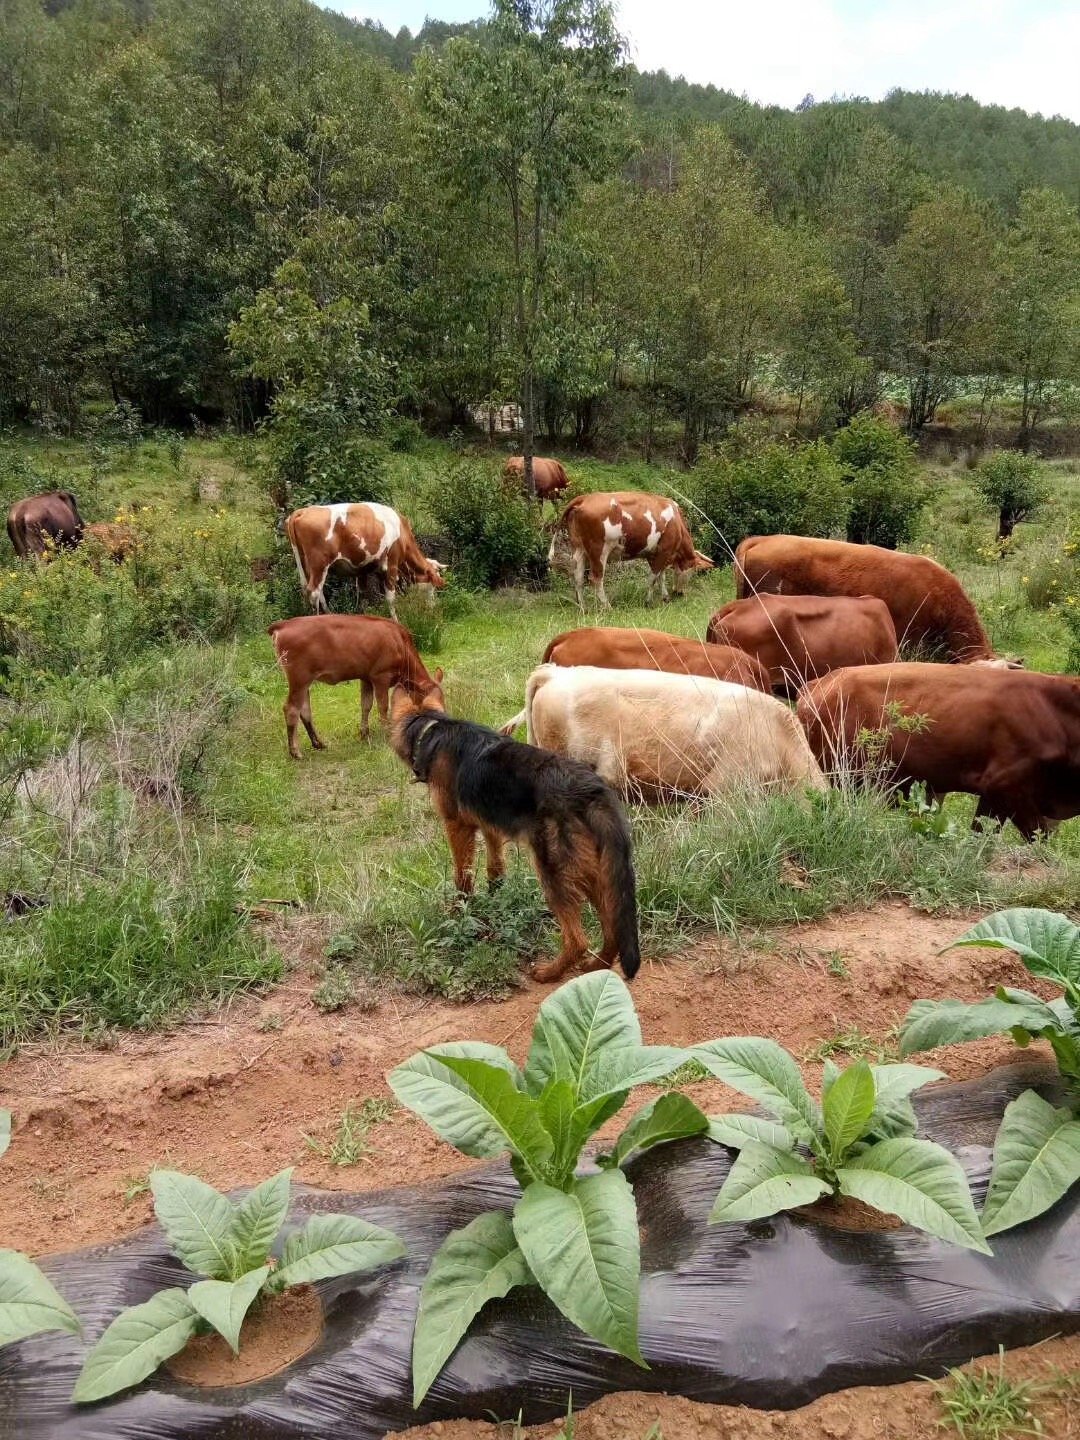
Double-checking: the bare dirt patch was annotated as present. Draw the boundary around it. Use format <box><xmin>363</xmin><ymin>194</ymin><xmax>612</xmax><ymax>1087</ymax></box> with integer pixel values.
<box><xmin>395</xmin><ymin>1333</ymin><xmax>1080</xmax><ymax>1440</ymax></box>
<box><xmin>0</xmin><ymin>901</ymin><xmax>1045</xmax><ymax>1257</ymax></box>
<box><xmin>165</xmin><ymin>1285</ymin><xmax>322</xmax><ymax>1387</ymax></box>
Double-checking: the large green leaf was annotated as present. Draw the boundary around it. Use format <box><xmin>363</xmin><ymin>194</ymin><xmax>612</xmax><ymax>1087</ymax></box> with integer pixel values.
<box><xmin>427</xmin><ymin>1041</ymin><xmax>525</xmax><ymax>1087</ymax></box>
<box><xmin>230</xmin><ymin>1169</ymin><xmax>292</xmax><ymax>1275</ymax></box>
<box><xmin>946</xmin><ymin>909</ymin><xmax>1080</xmax><ymax>996</ymax></box>
<box><xmin>513</xmin><ymin>1171</ymin><xmax>645</xmax><ymax>1366</ymax></box>
<box><xmin>693</xmin><ymin>1037</ymin><xmax>821</xmax><ymax>1142</ymax></box>
<box><xmin>72</xmin><ymin>1288</ymin><xmax>199</xmax><ymax>1403</ymax></box>
<box><xmin>0</xmin><ymin>1250</ymin><xmax>80</xmax><ymax>1346</ymax></box>
<box><xmin>524</xmin><ymin>971</ymin><xmax>641</xmax><ymax>1097</ymax></box>
<box><xmin>0</xmin><ymin>1110</ymin><xmax>10</xmax><ymax>1161</ymax></box>
<box><xmin>708</xmin><ymin>1143</ymin><xmax>830</xmax><ymax>1223</ymax></box>
<box><xmin>575</xmin><ymin>1044</ymin><xmax>687</xmax><ymax>1106</ymax></box>
<box><xmin>187</xmin><ymin>1266</ymin><xmax>270</xmax><ymax>1354</ymax></box>
<box><xmin>270</xmin><ymin>1213</ymin><xmax>405</xmax><ymax>1291</ymax></box>
<box><xmin>411</xmin><ymin>1210</ymin><xmax>532</xmax><ymax>1406</ymax></box>
<box><xmin>707</xmin><ymin>1114</ymin><xmax>796</xmax><ymax>1152</ymax></box>
<box><xmin>980</xmin><ymin>1089</ymin><xmax>1080</xmax><ymax>1237</ymax></box>
<box><xmin>149</xmin><ymin>1171</ymin><xmax>238</xmax><ymax>1280</ymax></box>
<box><xmin>389</xmin><ymin>1051</ymin><xmax>552</xmax><ymax>1175</ymax></box>
<box><xmin>836</xmin><ymin>1137</ymin><xmax>990</xmax><ymax>1254</ymax></box>
<box><xmin>823</xmin><ymin>1061</ymin><xmax>876</xmax><ymax>1162</ymax></box>
<box><xmin>865</xmin><ymin>1064</ymin><xmax>943</xmax><ymax>1140</ymax></box>
<box><xmin>899</xmin><ymin>996</ymin><xmax>1063</xmax><ymax>1057</ymax></box>
<box><xmin>606</xmin><ymin>1093</ymin><xmax>709</xmax><ymax>1168</ymax></box>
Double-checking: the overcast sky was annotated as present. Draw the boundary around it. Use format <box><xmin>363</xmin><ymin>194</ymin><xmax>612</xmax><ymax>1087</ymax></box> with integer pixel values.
<box><xmin>323</xmin><ymin>0</ymin><xmax>1080</xmax><ymax>123</ymax></box>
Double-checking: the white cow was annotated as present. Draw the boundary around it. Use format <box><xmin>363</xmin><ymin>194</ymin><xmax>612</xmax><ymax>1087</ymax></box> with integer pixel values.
<box><xmin>517</xmin><ymin>664</ymin><xmax>827</xmax><ymax>801</ymax></box>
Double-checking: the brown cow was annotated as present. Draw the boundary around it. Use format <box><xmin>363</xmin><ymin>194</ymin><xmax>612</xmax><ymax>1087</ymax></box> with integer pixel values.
<box><xmin>269</xmin><ymin>614</ymin><xmax>442</xmax><ymax>759</ymax></box>
<box><xmin>84</xmin><ymin>522</ymin><xmax>137</xmax><ymax>563</ymax></box>
<box><xmin>797</xmin><ymin>662</ymin><xmax>1080</xmax><ymax>839</ymax></box>
<box><xmin>499</xmin><ymin>626</ymin><xmax>769</xmax><ymax>732</ymax></box>
<box><xmin>7</xmin><ymin>490</ymin><xmax>84</xmax><ymax>557</ymax></box>
<box><xmin>285</xmin><ymin>502</ymin><xmax>446</xmax><ymax>620</ymax></box>
<box><xmin>503</xmin><ymin>455</ymin><xmax>571</xmax><ymax>500</ymax></box>
<box><xmin>734</xmin><ymin>535</ymin><xmax>1016</xmax><ymax>667</ymax></box>
<box><xmin>707</xmin><ymin>594</ymin><xmax>899</xmax><ymax>695</ymax></box>
<box><xmin>549</xmin><ymin>492</ymin><xmax>713</xmax><ymax>606</ymax></box>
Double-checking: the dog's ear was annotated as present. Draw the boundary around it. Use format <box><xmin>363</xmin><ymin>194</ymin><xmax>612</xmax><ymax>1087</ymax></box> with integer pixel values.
<box><xmin>434</xmin><ymin>667</ymin><xmax>444</xmax><ymax>683</ymax></box>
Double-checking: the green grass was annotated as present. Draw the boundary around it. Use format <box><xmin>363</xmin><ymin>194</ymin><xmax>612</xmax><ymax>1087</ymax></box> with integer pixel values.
<box><xmin>303</xmin><ymin>1099</ymin><xmax>396</xmax><ymax>1166</ymax></box>
<box><xmin>803</xmin><ymin>1024</ymin><xmax>900</xmax><ymax>1064</ymax></box>
<box><xmin>932</xmin><ymin>1349</ymin><xmax>1043</xmax><ymax>1439</ymax></box>
<box><xmin>2</xmin><ymin>432</ymin><xmax>1079</xmax><ymax>1030</ymax></box>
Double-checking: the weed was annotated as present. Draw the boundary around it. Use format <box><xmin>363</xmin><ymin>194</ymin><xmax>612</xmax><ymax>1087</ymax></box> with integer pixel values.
<box><xmin>257</xmin><ymin>1010</ymin><xmax>284</xmax><ymax>1032</ymax></box>
<box><xmin>932</xmin><ymin>1348</ymin><xmax>1042</xmax><ymax>1438</ymax></box>
<box><xmin>120</xmin><ymin>1172</ymin><xmax>152</xmax><ymax>1204</ymax></box>
<box><xmin>662</xmin><ymin>1058</ymin><xmax>710</xmax><ymax>1088</ymax></box>
<box><xmin>311</xmin><ymin>966</ymin><xmax>354</xmax><ymax>1013</ymax></box>
<box><xmin>303</xmin><ymin>1099</ymin><xmax>396</xmax><ymax>1166</ymax></box>
<box><xmin>825</xmin><ymin>950</ymin><xmax>850</xmax><ymax>979</ymax></box>
<box><xmin>803</xmin><ymin>1025</ymin><xmax>899</xmax><ymax>1063</ymax></box>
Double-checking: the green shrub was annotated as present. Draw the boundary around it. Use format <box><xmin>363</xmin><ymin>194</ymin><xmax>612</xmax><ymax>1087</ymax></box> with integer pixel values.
<box><xmin>427</xmin><ymin>460</ymin><xmax>547</xmax><ymax>589</ymax></box>
<box><xmin>974</xmin><ymin>451</ymin><xmax>1050</xmax><ymax>540</ymax></box>
<box><xmin>832</xmin><ymin>413</ymin><xmax>926</xmax><ymax>549</ymax></box>
<box><xmin>687</xmin><ymin>438</ymin><xmax>848</xmax><ymax>560</ymax></box>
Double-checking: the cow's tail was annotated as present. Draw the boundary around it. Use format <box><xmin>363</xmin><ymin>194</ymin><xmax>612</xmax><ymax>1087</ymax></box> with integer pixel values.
<box><xmin>589</xmin><ymin>796</ymin><xmax>641</xmax><ymax>981</ymax></box>
<box><xmin>522</xmin><ymin>664</ymin><xmax>555</xmax><ymax>746</ymax></box>
<box><xmin>284</xmin><ymin>516</ymin><xmax>309</xmax><ymax>596</ymax></box>
<box><xmin>733</xmin><ymin>538</ymin><xmax>755</xmax><ymax>599</ymax></box>
<box><xmin>547</xmin><ymin>496</ymin><xmax>581</xmax><ymax>564</ymax></box>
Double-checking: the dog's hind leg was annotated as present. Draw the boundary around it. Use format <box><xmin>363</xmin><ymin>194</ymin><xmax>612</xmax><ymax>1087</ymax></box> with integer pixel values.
<box><xmin>443</xmin><ymin>817</ymin><xmax>478</xmax><ymax>895</ymax></box>
<box><xmin>481</xmin><ymin>826</ymin><xmax>506</xmax><ymax>889</ymax></box>
<box><xmin>532</xmin><ymin>887</ymin><xmax>589</xmax><ymax>983</ymax></box>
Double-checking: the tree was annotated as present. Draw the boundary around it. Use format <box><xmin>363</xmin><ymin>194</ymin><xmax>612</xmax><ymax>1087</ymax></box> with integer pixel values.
<box><xmin>414</xmin><ymin>0</ymin><xmax>629</xmax><ymax>491</ymax></box>
<box><xmin>973</xmin><ymin>451</ymin><xmax>1050</xmax><ymax>541</ymax></box>
<box><xmin>890</xmin><ymin>185</ymin><xmax>1000</xmax><ymax>432</ymax></box>
<box><xmin>998</xmin><ymin>189</ymin><xmax>1080</xmax><ymax>450</ymax></box>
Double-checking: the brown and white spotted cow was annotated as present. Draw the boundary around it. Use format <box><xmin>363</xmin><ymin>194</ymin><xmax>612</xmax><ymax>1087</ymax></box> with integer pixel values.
<box><xmin>285</xmin><ymin>502</ymin><xmax>445</xmax><ymax>620</ymax></box>
<box><xmin>548</xmin><ymin>491</ymin><xmax>713</xmax><ymax>606</ymax></box>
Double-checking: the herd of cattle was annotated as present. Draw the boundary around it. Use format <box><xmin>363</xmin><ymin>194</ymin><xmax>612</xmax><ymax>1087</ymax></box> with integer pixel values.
<box><xmin>8</xmin><ymin>464</ymin><xmax>1080</xmax><ymax>843</ymax></box>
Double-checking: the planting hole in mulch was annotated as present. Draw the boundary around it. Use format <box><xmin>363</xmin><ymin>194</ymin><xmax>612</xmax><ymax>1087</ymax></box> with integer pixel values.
<box><xmin>792</xmin><ymin>1195</ymin><xmax>904</xmax><ymax>1233</ymax></box>
<box><xmin>164</xmin><ymin>1287</ymin><xmax>323</xmax><ymax>1388</ymax></box>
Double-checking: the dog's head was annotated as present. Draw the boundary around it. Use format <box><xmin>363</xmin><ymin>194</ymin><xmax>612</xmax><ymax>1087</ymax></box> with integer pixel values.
<box><xmin>391</xmin><ymin>669</ymin><xmax>445</xmax><ymax>763</ymax></box>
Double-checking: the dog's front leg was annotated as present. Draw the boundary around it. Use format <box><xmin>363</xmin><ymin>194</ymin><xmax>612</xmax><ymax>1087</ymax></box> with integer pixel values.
<box><xmin>443</xmin><ymin>818</ymin><xmax>478</xmax><ymax>895</ymax></box>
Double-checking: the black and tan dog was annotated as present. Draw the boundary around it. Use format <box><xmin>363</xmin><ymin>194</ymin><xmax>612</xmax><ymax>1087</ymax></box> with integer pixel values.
<box><xmin>391</xmin><ymin>680</ymin><xmax>640</xmax><ymax>983</ymax></box>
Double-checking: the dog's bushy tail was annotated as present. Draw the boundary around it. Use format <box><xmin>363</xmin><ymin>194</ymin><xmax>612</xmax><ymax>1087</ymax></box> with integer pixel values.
<box><xmin>589</xmin><ymin>797</ymin><xmax>640</xmax><ymax>981</ymax></box>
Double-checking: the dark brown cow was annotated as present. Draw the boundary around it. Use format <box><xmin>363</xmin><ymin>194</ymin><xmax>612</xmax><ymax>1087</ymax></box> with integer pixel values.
<box><xmin>7</xmin><ymin>491</ymin><xmax>84</xmax><ymax>558</ymax></box>
<box><xmin>797</xmin><ymin>662</ymin><xmax>1080</xmax><ymax>839</ymax></box>
<box><xmin>707</xmin><ymin>593</ymin><xmax>899</xmax><ymax>695</ymax></box>
<box><xmin>285</xmin><ymin>502</ymin><xmax>446</xmax><ymax>620</ymax></box>
<box><xmin>269</xmin><ymin>614</ymin><xmax>442</xmax><ymax>759</ymax></box>
<box><xmin>503</xmin><ymin>455</ymin><xmax>570</xmax><ymax>500</ymax></box>
<box><xmin>735</xmin><ymin>535</ymin><xmax>1017</xmax><ymax>666</ymax></box>
<box><xmin>499</xmin><ymin>626</ymin><xmax>770</xmax><ymax>732</ymax></box>
<box><xmin>549</xmin><ymin>491</ymin><xmax>713</xmax><ymax>606</ymax></box>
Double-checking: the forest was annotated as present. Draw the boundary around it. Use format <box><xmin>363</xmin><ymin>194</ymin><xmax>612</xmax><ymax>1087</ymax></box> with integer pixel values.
<box><xmin>2</xmin><ymin>0</ymin><xmax>1079</xmax><ymax>484</ymax></box>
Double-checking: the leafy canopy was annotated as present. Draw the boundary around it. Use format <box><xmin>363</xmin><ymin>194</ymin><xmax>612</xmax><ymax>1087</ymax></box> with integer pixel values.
<box><xmin>696</xmin><ymin>1037</ymin><xmax>988</xmax><ymax>1253</ymax></box>
<box><xmin>389</xmin><ymin>970</ymin><xmax>702</xmax><ymax>1405</ymax></box>
<box><xmin>73</xmin><ymin>1167</ymin><xmax>403</xmax><ymax>1403</ymax></box>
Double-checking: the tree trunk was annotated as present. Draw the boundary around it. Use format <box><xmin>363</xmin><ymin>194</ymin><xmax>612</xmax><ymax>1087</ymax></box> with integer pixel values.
<box><xmin>998</xmin><ymin>510</ymin><xmax>1014</xmax><ymax>541</ymax></box>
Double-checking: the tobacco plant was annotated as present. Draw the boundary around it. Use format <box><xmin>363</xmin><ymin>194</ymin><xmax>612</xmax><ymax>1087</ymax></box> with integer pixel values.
<box><xmin>388</xmin><ymin>970</ymin><xmax>701</xmax><ymax>1406</ymax></box>
<box><xmin>73</xmin><ymin>1167</ymin><xmax>404</xmax><ymax>1402</ymax></box>
<box><xmin>0</xmin><ymin>1109</ymin><xmax>82</xmax><ymax>1348</ymax></box>
<box><xmin>901</xmin><ymin>907</ymin><xmax>1080</xmax><ymax>1236</ymax></box>
<box><xmin>696</xmin><ymin>1037</ymin><xmax>989</xmax><ymax>1252</ymax></box>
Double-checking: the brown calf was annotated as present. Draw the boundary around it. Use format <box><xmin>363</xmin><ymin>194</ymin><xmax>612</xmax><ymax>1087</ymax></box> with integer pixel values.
<box><xmin>269</xmin><ymin>614</ymin><xmax>441</xmax><ymax>759</ymax></box>
<box><xmin>707</xmin><ymin>593</ymin><xmax>899</xmax><ymax>695</ymax></box>
<box><xmin>503</xmin><ymin>455</ymin><xmax>571</xmax><ymax>500</ymax></box>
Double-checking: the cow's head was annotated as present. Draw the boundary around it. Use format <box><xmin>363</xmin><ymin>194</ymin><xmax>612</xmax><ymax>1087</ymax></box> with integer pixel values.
<box><xmin>413</xmin><ymin>557</ymin><xmax>447</xmax><ymax>590</ymax></box>
<box><xmin>972</xmin><ymin>654</ymin><xmax>1025</xmax><ymax>671</ymax></box>
<box><xmin>679</xmin><ymin>549</ymin><xmax>714</xmax><ymax>575</ymax></box>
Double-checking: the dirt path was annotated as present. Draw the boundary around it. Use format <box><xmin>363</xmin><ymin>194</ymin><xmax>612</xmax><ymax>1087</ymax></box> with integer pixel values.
<box><xmin>0</xmin><ymin>901</ymin><xmax>1043</xmax><ymax>1256</ymax></box>
<box><xmin>396</xmin><ymin>1334</ymin><xmax>1080</xmax><ymax>1440</ymax></box>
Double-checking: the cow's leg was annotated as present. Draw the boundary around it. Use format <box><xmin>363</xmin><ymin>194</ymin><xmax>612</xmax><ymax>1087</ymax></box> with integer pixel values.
<box><xmin>590</xmin><ymin>550</ymin><xmax>611</xmax><ymax>608</ymax></box>
<box><xmin>975</xmin><ymin>794</ymin><xmax>1048</xmax><ymax>843</ymax></box>
<box><xmin>481</xmin><ymin>826</ymin><xmax>506</xmax><ymax>890</ymax></box>
<box><xmin>381</xmin><ymin>559</ymin><xmax>399</xmax><ymax>621</ymax></box>
<box><xmin>571</xmin><ymin>548</ymin><xmax>587</xmax><ymax>607</ymax></box>
<box><xmin>374</xmin><ymin>678</ymin><xmax>391</xmax><ymax>731</ymax></box>
<box><xmin>312</xmin><ymin>565</ymin><xmax>331</xmax><ymax>613</ymax></box>
<box><xmin>286</xmin><ymin>685</ymin><xmax>324</xmax><ymax>757</ymax></box>
<box><xmin>359</xmin><ymin>680</ymin><xmax>375</xmax><ymax>741</ymax></box>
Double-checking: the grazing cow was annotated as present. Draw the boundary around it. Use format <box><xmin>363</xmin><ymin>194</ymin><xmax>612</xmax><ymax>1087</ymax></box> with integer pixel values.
<box><xmin>549</xmin><ymin>491</ymin><xmax>713</xmax><ymax>606</ymax></box>
<box><xmin>519</xmin><ymin>664</ymin><xmax>826</xmax><ymax>802</ymax></box>
<box><xmin>503</xmin><ymin>455</ymin><xmax>570</xmax><ymax>500</ymax></box>
<box><xmin>500</xmin><ymin>627</ymin><xmax>769</xmax><ymax>733</ymax></box>
<box><xmin>285</xmin><ymin>502</ymin><xmax>446</xmax><ymax>620</ymax></box>
<box><xmin>269</xmin><ymin>614</ymin><xmax>441</xmax><ymax>759</ymax></box>
<box><xmin>796</xmin><ymin>662</ymin><xmax>1080</xmax><ymax>839</ymax></box>
<box><xmin>707</xmin><ymin>594</ymin><xmax>899</xmax><ymax>695</ymax></box>
<box><xmin>84</xmin><ymin>522</ymin><xmax>137</xmax><ymax>563</ymax></box>
<box><xmin>734</xmin><ymin>535</ymin><xmax>1017</xmax><ymax>667</ymax></box>
<box><xmin>6</xmin><ymin>491</ymin><xmax>84</xmax><ymax>558</ymax></box>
